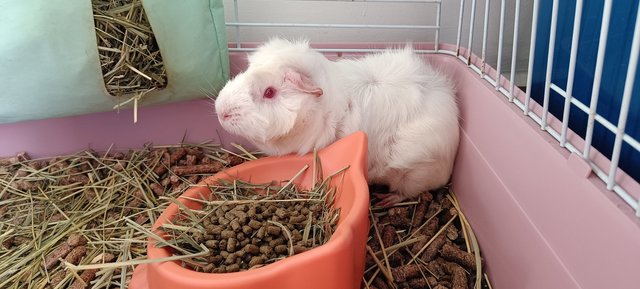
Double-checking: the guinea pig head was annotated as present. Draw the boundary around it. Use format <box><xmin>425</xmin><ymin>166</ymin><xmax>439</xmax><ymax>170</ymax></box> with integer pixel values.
<box><xmin>215</xmin><ymin>67</ymin><xmax>323</xmax><ymax>146</ymax></box>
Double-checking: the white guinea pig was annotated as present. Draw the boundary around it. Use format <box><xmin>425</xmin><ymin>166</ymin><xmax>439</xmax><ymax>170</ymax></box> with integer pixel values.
<box><xmin>215</xmin><ymin>38</ymin><xmax>459</xmax><ymax>206</ymax></box>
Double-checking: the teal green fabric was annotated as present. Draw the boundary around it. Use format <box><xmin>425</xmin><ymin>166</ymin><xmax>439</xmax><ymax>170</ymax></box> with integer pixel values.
<box><xmin>0</xmin><ymin>0</ymin><xmax>229</xmax><ymax>124</ymax></box>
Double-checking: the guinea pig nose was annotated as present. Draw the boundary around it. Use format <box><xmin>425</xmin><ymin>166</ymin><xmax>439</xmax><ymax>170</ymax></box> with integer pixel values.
<box><xmin>220</xmin><ymin>109</ymin><xmax>235</xmax><ymax>121</ymax></box>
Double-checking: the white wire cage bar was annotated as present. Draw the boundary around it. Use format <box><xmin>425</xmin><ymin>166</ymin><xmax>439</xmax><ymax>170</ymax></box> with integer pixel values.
<box><xmin>225</xmin><ymin>0</ymin><xmax>640</xmax><ymax>217</ymax></box>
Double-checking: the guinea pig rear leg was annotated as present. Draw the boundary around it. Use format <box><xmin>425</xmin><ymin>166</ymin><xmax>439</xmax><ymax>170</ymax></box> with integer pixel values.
<box><xmin>373</xmin><ymin>193</ymin><xmax>406</xmax><ymax>207</ymax></box>
<box><xmin>375</xmin><ymin>167</ymin><xmax>432</xmax><ymax>207</ymax></box>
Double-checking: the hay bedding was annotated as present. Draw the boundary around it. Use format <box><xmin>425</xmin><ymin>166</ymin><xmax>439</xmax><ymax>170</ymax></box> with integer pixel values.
<box><xmin>365</xmin><ymin>187</ymin><xmax>492</xmax><ymax>289</ymax></box>
<box><xmin>92</xmin><ymin>0</ymin><xmax>167</xmax><ymax>103</ymax></box>
<box><xmin>0</xmin><ymin>144</ymin><xmax>253</xmax><ymax>289</ymax></box>
<box><xmin>0</xmin><ymin>141</ymin><xmax>491</xmax><ymax>289</ymax></box>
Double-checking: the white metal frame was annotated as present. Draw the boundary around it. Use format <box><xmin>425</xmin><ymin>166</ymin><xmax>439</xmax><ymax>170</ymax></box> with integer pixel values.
<box><xmin>226</xmin><ymin>0</ymin><xmax>640</xmax><ymax>217</ymax></box>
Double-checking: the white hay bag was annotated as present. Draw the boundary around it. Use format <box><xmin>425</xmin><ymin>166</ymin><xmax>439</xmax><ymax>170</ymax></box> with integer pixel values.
<box><xmin>0</xmin><ymin>0</ymin><xmax>229</xmax><ymax>124</ymax></box>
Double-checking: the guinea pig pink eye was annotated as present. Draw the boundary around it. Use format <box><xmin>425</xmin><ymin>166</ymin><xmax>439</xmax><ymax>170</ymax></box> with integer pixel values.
<box><xmin>263</xmin><ymin>87</ymin><xmax>276</xmax><ymax>99</ymax></box>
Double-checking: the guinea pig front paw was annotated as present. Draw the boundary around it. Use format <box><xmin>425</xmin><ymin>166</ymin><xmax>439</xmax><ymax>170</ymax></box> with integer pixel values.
<box><xmin>373</xmin><ymin>193</ymin><xmax>406</xmax><ymax>207</ymax></box>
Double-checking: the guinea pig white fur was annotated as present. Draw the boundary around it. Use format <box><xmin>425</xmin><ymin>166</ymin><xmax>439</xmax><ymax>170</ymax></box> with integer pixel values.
<box><xmin>215</xmin><ymin>38</ymin><xmax>459</xmax><ymax>206</ymax></box>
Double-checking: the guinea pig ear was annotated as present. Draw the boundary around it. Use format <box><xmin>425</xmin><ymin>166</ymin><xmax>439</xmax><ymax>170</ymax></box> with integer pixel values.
<box><xmin>284</xmin><ymin>70</ymin><xmax>323</xmax><ymax>97</ymax></box>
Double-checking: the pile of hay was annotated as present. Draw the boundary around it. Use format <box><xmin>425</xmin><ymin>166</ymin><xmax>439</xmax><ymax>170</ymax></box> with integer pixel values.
<box><xmin>92</xmin><ymin>0</ymin><xmax>167</xmax><ymax>104</ymax></box>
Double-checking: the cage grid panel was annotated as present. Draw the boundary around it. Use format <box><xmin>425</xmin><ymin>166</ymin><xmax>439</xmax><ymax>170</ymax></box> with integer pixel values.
<box><xmin>583</xmin><ymin>0</ymin><xmax>613</xmax><ymax>161</ymax></box>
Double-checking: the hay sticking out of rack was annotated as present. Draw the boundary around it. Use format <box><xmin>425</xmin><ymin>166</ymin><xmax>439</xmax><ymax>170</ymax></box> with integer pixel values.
<box><xmin>92</xmin><ymin>0</ymin><xmax>167</xmax><ymax>107</ymax></box>
<box><xmin>156</xmin><ymin>160</ymin><xmax>345</xmax><ymax>273</ymax></box>
<box><xmin>364</xmin><ymin>187</ymin><xmax>490</xmax><ymax>289</ymax></box>
<box><xmin>0</xmin><ymin>144</ymin><xmax>255</xmax><ymax>289</ymax></box>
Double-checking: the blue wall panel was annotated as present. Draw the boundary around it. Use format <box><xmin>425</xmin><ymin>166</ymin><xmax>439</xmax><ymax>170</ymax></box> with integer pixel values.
<box><xmin>531</xmin><ymin>0</ymin><xmax>640</xmax><ymax>181</ymax></box>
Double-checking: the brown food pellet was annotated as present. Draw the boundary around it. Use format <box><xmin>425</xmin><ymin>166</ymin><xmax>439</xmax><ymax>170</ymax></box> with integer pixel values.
<box><xmin>288</xmin><ymin>214</ymin><xmax>306</xmax><ymax>223</ymax></box>
<box><xmin>225</xmin><ymin>253</ymin><xmax>237</xmax><ymax>265</ymax></box>
<box><xmin>226</xmin><ymin>263</ymin><xmax>240</xmax><ymax>272</ymax></box>
<box><xmin>153</xmin><ymin>152</ymin><xmax>170</xmax><ymax>176</ymax></box>
<box><xmin>266</xmin><ymin>226</ymin><xmax>281</xmax><ymax>236</ymax></box>
<box><xmin>227</xmin><ymin>238</ymin><xmax>238</xmax><ymax>252</ymax></box>
<box><xmin>248</xmin><ymin>220</ymin><xmax>262</xmax><ymax>229</ymax></box>
<box><xmin>443</xmin><ymin>262</ymin><xmax>468</xmax><ymax>289</ymax></box>
<box><xmin>149</xmin><ymin>183</ymin><xmax>164</xmax><ymax>197</ymax></box>
<box><xmin>172</xmin><ymin>164</ymin><xmax>225</xmax><ymax>176</ymax></box>
<box><xmin>64</xmin><ymin>246</ymin><xmax>87</xmax><ymax>265</ymax></box>
<box><xmin>203</xmin><ymin>263</ymin><xmax>215</xmax><ymax>273</ymax></box>
<box><xmin>67</xmin><ymin>253</ymin><xmax>115</xmax><ymax>289</ymax></box>
<box><xmin>427</xmin><ymin>276</ymin><xmax>438</xmax><ymax>286</ymax></box>
<box><xmin>225</xmin><ymin>212</ymin><xmax>236</xmax><ymax>221</ymax></box>
<box><xmin>425</xmin><ymin>201</ymin><xmax>441</xmax><ymax>220</ymax></box>
<box><xmin>1</xmin><ymin>237</ymin><xmax>13</xmax><ymax>249</ymax></box>
<box><xmin>411</xmin><ymin>201</ymin><xmax>428</xmax><ymax>231</ymax></box>
<box><xmin>291</xmin><ymin>230</ymin><xmax>302</xmax><ymax>242</ymax></box>
<box><xmin>184</xmin><ymin>148</ymin><xmax>205</xmax><ymax>159</ymax></box>
<box><xmin>411</xmin><ymin>218</ymin><xmax>438</xmax><ymax>255</ymax></box>
<box><xmin>426</xmin><ymin>260</ymin><xmax>446</xmax><ymax>278</ymax></box>
<box><xmin>214</xmin><ymin>208</ymin><xmax>225</xmax><ymax>218</ymax></box>
<box><xmin>421</xmin><ymin>234</ymin><xmax>447</xmax><ymax>262</ymax></box>
<box><xmin>170</xmin><ymin>175</ymin><xmax>181</xmax><ymax>186</ymax></box>
<box><xmin>309</xmin><ymin>204</ymin><xmax>322</xmax><ymax>213</ymax></box>
<box><xmin>68</xmin><ymin>270</ymin><xmax>97</xmax><ymax>289</ymax></box>
<box><xmin>243</xmin><ymin>244</ymin><xmax>259</xmax><ymax>255</ymax></box>
<box><xmin>372</xmin><ymin>277</ymin><xmax>391</xmax><ymax>289</ymax></box>
<box><xmin>205</xmin><ymin>240</ymin><xmax>218</xmax><ymax>248</ymax></box>
<box><xmin>391</xmin><ymin>264</ymin><xmax>421</xmax><ymax>282</ymax></box>
<box><xmin>387</xmin><ymin>207</ymin><xmax>409</xmax><ymax>227</ymax></box>
<box><xmin>259</xmin><ymin>245</ymin><xmax>272</xmax><ymax>255</ymax></box>
<box><xmin>249</xmin><ymin>255</ymin><xmax>266</xmax><ymax>267</ymax></box>
<box><xmin>50</xmin><ymin>213</ymin><xmax>66</xmax><ymax>222</ymax></box>
<box><xmin>269</xmin><ymin>238</ymin><xmax>285</xmax><ymax>247</ymax></box>
<box><xmin>274</xmin><ymin>244</ymin><xmax>288</xmax><ymax>254</ymax></box>
<box><xmin>209</xmin><ymin>255</ymin><xmax>223</xmax><ymax>264</ymax></box>
<box><xmin>58</xmin><ymin>175</ymin><xmax>90</xmax><ymax>186</ymax></box>
<box><xmin>13</xmin><ymin>180</ymin><xmax>44</xmax><ymax>191</ymax></box>
<box><xmin>242</xmin><ymin>225</ymin><xmax>253</xmax><ymax>234</ymax></box>
<box><xmin>381</xmin><ymin>225</ymin><xmax>396</xmax><ymax>248</ymax></box>
<box><xmin>169</xmin><ymin>148</ymin><xmax>187</xmax><ymax>165</ymax></box>
<box><xmin>225</xmin><ymin>154</ymin><xmax>245</xmax><ymax>166</ymax></box>
<box><xmin>441</xmin><ymin>243</ymin><xmax>476</xmax><ymax>269</ymax></box>
<box><xmin>220</xmin><ymin>230</ymin><xmax>235</xmax><ymax>239</ymax></box>
<box><xmin>446</xmin><ymin>224</ymin><xmax>459</xmax><ymax>240</ymax></box>
<box><xmin>230</xmin><ymin>219</ymin><xmax>241</xmax><ymax>231</ymax></box>
<box><xmin>275</xmin><ymin>208</ymin><xmax>287</xmax><ymax>218</ymax></box>
<box><xmin>292</xmin><ymin>245</ymin><xmax>309</xmax><ymax>254</ymax></box>
<box><xmin>161</xmin><ymin>177</ymin><xmax>171</xmax><ymax>187</ymax></box>
<box><xmin>48</xmin><ymin>269</ymin><xmax>67</xmax><ymax>287</ymax></box>
<box><xmin>185</xmin><ymin>154</ymin><xmax>198</xmax><ymax>166</ymax></box>
<box><xmin>44</xmin><ymin>243</ymin><xmax>72</xmax><ymax>269</ymax></box>
<box><xmin>408</xmin><ymin>277</ymin><xmax>428</xmax><ymax>288</ymax></box>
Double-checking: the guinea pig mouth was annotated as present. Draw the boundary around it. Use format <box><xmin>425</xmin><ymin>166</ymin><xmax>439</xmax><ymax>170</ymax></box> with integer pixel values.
<box><xmin>217</xmin><ymin>112</ymin><xmax>271</xmax><ymax>144</ymax></box>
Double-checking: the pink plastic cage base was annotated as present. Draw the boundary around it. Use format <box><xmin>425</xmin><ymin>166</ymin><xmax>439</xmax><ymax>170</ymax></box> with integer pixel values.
<box><xmin>1</xmin><ymin>46</ymin><xmax>639</xmax><ymax>289</ymax></box>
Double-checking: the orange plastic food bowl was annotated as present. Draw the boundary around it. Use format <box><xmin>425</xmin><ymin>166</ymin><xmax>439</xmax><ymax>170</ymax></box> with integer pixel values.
<box><xmin>128</xmin><ymin>131</ymin><xmax>370</xmax><ymax>289</ymax></box>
